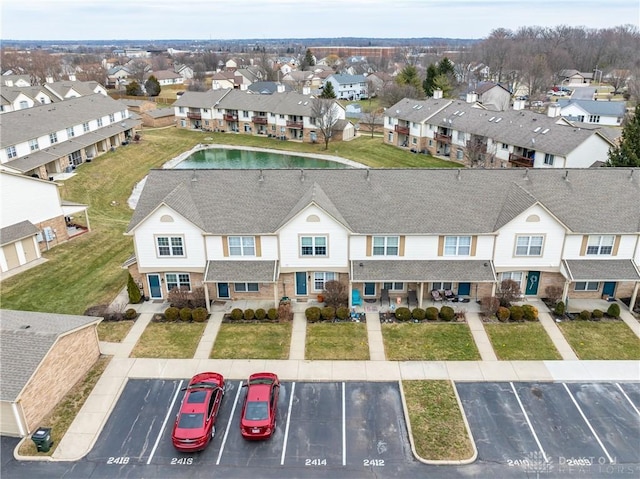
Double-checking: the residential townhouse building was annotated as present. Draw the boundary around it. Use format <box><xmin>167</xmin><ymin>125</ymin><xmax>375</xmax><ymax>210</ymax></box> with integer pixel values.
<box><xmin>0</xmin><ymin>94</ymin><xmax>140</xmax><ymax>179</ymax></box>
<box><xmin>0</xmin><ymin>86</ymin><xmax>56</xmax><ymax>114</ymax></box>
<box><xmin>125</xmin><ymin>168</ymin><xmax>640</xmax><ymax>313</ymax></box>
<box><xmin>173</xmin><ymin>89</ymin><xmax>352</xmax><ymax>143</ymax></box>
<box><xmin>384</xmin><ymin>98</ymin><xmax>616</xmax><ymax>168</ymax></box>
<box><xmin>323</xmin><ymin>74</ymin><xmax>369</xmax><ymax>100</ymax></box>
<box><xmin>42</xmin><ymin>79</ymin><xmax>109</xmax><ymax>100</ymax></box>
<box><xmin>556</xmin><ymin>99</ymin><xmax>627</xmax><ymax>126</ymax></box>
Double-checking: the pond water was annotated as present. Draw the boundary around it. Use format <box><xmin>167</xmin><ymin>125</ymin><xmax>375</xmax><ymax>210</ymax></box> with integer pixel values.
<box><xmin>175</xmin><ymin>148</ymin><xmax>350</xmax><ymax>169</ymax></box>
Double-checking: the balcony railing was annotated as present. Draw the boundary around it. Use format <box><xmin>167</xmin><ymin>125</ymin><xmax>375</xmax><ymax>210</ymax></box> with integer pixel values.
<box><xmin>434</xmin><ymin>132</ymin><xmax>452</xmax><ymax>143</ymax></box>
<box><xmin>223</xmin><ymin>113</ymin><xmax>238</xmax><ymax>122</ymax></box>
<box><xmin>394</xmin><ymin>125</ymin><xmax>410</xmax><ymax>135</ymax></box>
<box><xmin>187</xmin><ymin>112</ymin><xmax>201</xmax><ymax>120</ymax></box>
<box><xmin>509</xmin><ymin>153</ymin><xmax>535</xmax><ymax>168</ymax></box>
<box><xmin>286</xmin><ymin>120</ymin><xmax>303</xmax><ymax>129</ymax></box>
<box><xmin>252</xmin><ymin>116</ymin><xmax>268</xmax><ymax>124</ymax></box>
<box><xmin>466</xmin><ymin>140</ymin><xmax>487</xmax><ymax>153</ymax></box>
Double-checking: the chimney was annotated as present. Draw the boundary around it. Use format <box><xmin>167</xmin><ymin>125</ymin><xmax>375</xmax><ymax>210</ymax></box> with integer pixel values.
<box><xmin>433</xmin><ymin>89</ymin><xmax>443</xmax><ymax>99</ymax></box>
<box><xmin>212</xmin><ymin>81</ymin><xmax>219</xmax><ymax>90</ymax></box>
<box><xmin>240</xmin><ymin>83</ymin><xmax>247</xmax><ymax>91</ymax></box>
<box><xmin>547</xmin><ymin>103</ymin><xmax>562</xmax><ymax>118</ymax></box>
<box><xmin>5</xmin><ymin>79</ymin><xmax>13</xmax><ymax>87</ymax></box>
<box><xmin>302</xmin><ymin>86</ymin><xmax>310</xmax><ymax>95</ymax></box>
<box><xmin>513</xmin><ymin>99</ymin><xmax>525</xmax><ymax>111</ymax></box>
<box><xmin>466</xmin><ymin>92</ymin><xmax>478</xmax><ymax>103</ymax></box>
<box><xmin>276</xmin><ymin>83</ymin><xmax>285</xmax><ymax>93</ymax></box>
<box><xmin>46</xmin><ymin>76</ymin><xmax>54</xmax><ymax>83</ymax></box>
<box><xmin>68</xmin><ymin>74</ymin><xmax>76</xmax><ymax>81</ymax></box>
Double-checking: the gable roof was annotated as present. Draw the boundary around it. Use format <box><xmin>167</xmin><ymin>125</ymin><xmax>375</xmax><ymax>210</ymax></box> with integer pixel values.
<box><xmin>327</xmin><ymin>74</ymin><xmax>366</xmax><ymax>84</ymax></box>
<box><xmin>127</xmin><ymin>168</ymin><xmax>640</xmax><ymax>237</ymax></box>
<box><xmin>556</xmin><ymin>99</ymin><xmax>626</xmax><ymax>117</ymax></box>
<box><xmin>0</xmin><ymin>220</ymin><xmax>39</xmax><ymax>246</ymax></box>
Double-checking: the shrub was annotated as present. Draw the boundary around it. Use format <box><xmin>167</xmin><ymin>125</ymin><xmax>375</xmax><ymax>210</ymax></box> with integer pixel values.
<box><xmin>305</xmin><ymin>306</ymin><xmax>322</xmax><ymax>323</ymax></box>
<box><xmin>124</xmin><ymin>308</ymin><xmax>138</xmax><ymax>320</ymax></box>
<box><xmin>509</xmin><ymin>305</ymin><xmax>524</xmax><ymax>322</ymax></box>
<box><xmin>230</xmin><ymin>308</ymin><xmax>243</xmax><ymax>321</ymax></box>
<box><xmin>190</xmin><ymin>286</ymin><xmax>207</xmax><ymax>309</ymax></box>
<box><xmin>439</xmin><ymin>305</ymin><xmax>455</xmax><ymax>322</ymax></box>
<box><xmin>127</xmin><ymin>274</ymin><xmax>142</xmax><ymax>304</ymax></box>
<box><xmin>480</xmin><ymin>296</ymin><xmax>500</xmax><ymax>317</ymax></box>
<box><xmin>244</xmin><ymin>308</ymin><xmax>255</xmax><ymax>320</ymax></box>
<box><xmin>607</xmin><ymin>303</ymin><xmax>621</xmax><ymax>318</ymax></box>
<box><xmin>278</xmin><ymin>302</ymin><xmax>293</xmax><ymax>322</ymax></box>
<box><xmin>179</xmin><ymin>307</ymin><xmax>192</xmax><ymax>322</ymax></box>
<box><xmin>168</xmin><ymin>287</ymin><xmax>191</xmax><ymax>309</ymax></box>
<box><xmin>579</xmin><ymin>310</ymin><xmax>592</xmax><ymax>321</ymax></box>
<box><xmin>497</xmin><ymin>279</ymin><xmax>522</xmax><ymax>307</ymax></box>
<box><xmin>255</xmin><ymin>308</ymin><xmax>266</xmax><ymax>320</ymax></box>
<box><xmin>425</xmin><ymin>307</ymin><xmax>439</xmax><ymax>321</ymax></box>
<box><xmin>164</xmin><ymin>307</ymin><xmax>180</xmax><ymax>321</ymax></box>
<box><xmin>592</xmin><ymin>309</ymin><xmax>604</xmax><ymax>320</ymax></box>
<box><xmin>336</xmin><ymin>306</ymin><xmax>350</xmax><ymax>320</ymax></box>
<box><xmin>323</xmin><ymin>280</ymin><xmax>348</xmax><ymax>309</ymax></box>
<box><xmin>321</xmin><ymin>306</ymin><xmax>336</xmax><ymax>321</ymax></box>
<box><xmin>192</xmin><ymin>307</ymin><xmax>208</xmax><ymax>322</ymax></box>
<box><xmin>521</xmin><ymin>304</ymin><xmax>538</xmax><ymax>321</ymax></box>
<box><xmin>394</xmin><ymin>307</ymin><xmax>412</xmax><ymax>322</ymax></box>
<box><xmin>496</xmin><ymin>306</ymin><xmax>510</xmax><ymax>322</ymax></box>
<box><xmin>544</xmin><ymin>285</ymin><xmax>563</xmax><ymax>304</ymax></box>
<box><xmin>554</xmin><ymin>301</ymin><xmax>566</xmax><ymax>316</ymax></box>
<box><xmin>412</xmin><ymin>307</ymin><xmax>426</xmax><ymax>321</ymax></box>
<box><xmin>267</xmin><ymin>308</ymin><xmax>278</xmax><ymax>321</ymax></box>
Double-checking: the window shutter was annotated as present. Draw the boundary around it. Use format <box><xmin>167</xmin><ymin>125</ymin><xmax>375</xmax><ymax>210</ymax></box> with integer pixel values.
<box><xmin>255</xmin><ymin>237</ymin><xmax>261</xmax><ymax>257</ymax></box>
<box><xmin>222</xmin><ymin>236</ymin><xmax>228</xmax><ymax>257</ymax></box>
<box><xmin>399</xmin><ymin>236</ymin><xmax>405</xmax><ymax>256</ymax></box>
<box><xmin>612</xmin><ymin>235</ymin><xmax>620</xmax><ymax>256</ymax></box>
<box><xmin>470</xmin><ymin>236</ymin><xmax>477</xmax><ymax>256</ymax></box>
<box><xmin>437</xmin><ymin>236</ymin><xmax>444</xmax><ymax>256</ymax></box>
<box><xmin>579</xmin><ymin>235</ymin><xmax>588</xmax><ymax>256</ymax></box>
<box><xmin>366</xmin><ymin>236</ymin><xmax>372</xmax><ymax>256</ymax></box>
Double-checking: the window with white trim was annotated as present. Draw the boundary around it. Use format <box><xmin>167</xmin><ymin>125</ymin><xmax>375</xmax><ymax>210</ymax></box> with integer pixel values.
<box><xmin>444</xmin><ymin>236</ymin><xmax>471</xmax><ymax>256</ymax></box>
<box><xmin>586</xmin><ymin>235</ymin><xmax>614</xmax><ymax>255</ymax></box>
<box><xmin>67</xmin><ymin>127</ymin><xmax>75</xmax><ymax>138</ymax></box>
<box><xmin>373</xmin><ymin>236</ymin><xmax>399</xmax><ymax>256</ymax></box>
<box><xmin>97</xmin><ymin>117</ymin><xmax>103</xmax><ymax>127</ymax></box>
<box><xmin>29</xmin><ymin>139</ymin><xmax>39</xmax><ymax>151</ymax></box>
<box><xmin>501</xmin><ymin>271</ymin><xmax>524</xmax><ymax>287</ymax></box>
<box><xmin>19</xmin><ymin>100</ymin><xmax>28</xmax><ymax>109</ymax></box>
<box><xmin>166</xmin><ymin>273</ymin><xmax>191</xmax><ymax>291</ymax></box>
<box><xmin>575</xmin><ymin>281</ymin><xmax>599</xmax><ymax>291</ymax></box>
<box><xmin>544</xmin><ymin>153</ymin><xmax>554</xmax><ymax>165</ymax></box>
<box><xmin>383</xmin><ymin>282</ymin><xmax>404</xmax><ymax>291</ymax></box>
<box><xmin>83</xmin><ymin>122</ymin><xmax>90</xmax><ymax>132</ymax></box>
<box><xmin>156</xmin><ymin>236</ymin><xmax>185</xmax><ymax>256</ymax></box>
<box><xmin>432</xmin><ymin>282</ymin><xmax>452</xmax><ymax>291</ymax></box>
<box><xmin>515</xmin><ymin>235</ymin><xmax>543</xmax><ymax>256</ymax></box>
<box><xmin>49</xmin><ymin>132</ymin><xmax>58</xmax><ymax>144</ymax></box>
<box><xmin>109</xmin><ymin>113</ymin><xmax>115</xmax><ymax>122</ymax></box>
<box><xmin>314</xmin><ymin>272</ymin><xmax>335</xmax><ymax>291</ymax></box>
<box><xmin>6</xmin><ymin>146</ymin><xmax>17</xmax><ymax>159</ymax></box>
<box><xmin>234</xmin><ymin>283</ymin><xmax>259</xmax><ymax>292</ymax></box>
<box><xmin>301</xmin><ymin>236</ymin><xmax>327</xmax><ymax>256</ymax></box>
<box><xmin>588</xmin><ymin>115</ymin><xmax>600</xmax><ymax>123</ymax></box>
<box><xmin>228</xmin><ymin>236</ymin><xmax>255</xmax><ymax>256</ymax></box>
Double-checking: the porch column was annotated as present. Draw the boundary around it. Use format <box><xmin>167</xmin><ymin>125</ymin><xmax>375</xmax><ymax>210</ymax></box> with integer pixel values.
<box><xmin>274</xmin><ymin>283</ymin><xmax>279</xmax><ymax>309</ymax></box>
<box><xmin>204</xmin><ymin>285</ymin><xmax>211</xmax><ymax>313</ymax></box>
<box><xmin>490</xmin><ymin>282</ymin><xmax>496</xmax><ymax>297</ymax></box>
<box><xmin>84</xmin><ymin>209</ymin><xmax>91</xmax><ymax>231</ymax></box>
<box><xmin>562</xmin><ymin>280</ymin><xmax>570</xmax><ymax>304</ymax></box>
<box><xmin>629</xmin><ymin>282</ymin><xmax>639</xmax><ymax>313</ymax></box>
<box><xmin>418</xmin><ymin>283</ymin><xmax>424</xmax><ymax>309</ymax></box>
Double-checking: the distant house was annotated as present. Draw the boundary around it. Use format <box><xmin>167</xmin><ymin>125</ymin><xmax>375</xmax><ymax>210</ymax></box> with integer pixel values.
<box><xmin>365</xmin><ymin>72</ymin><xmax>394</xmax><ymax>97</ymax></box>
<box><xmin>0</xmin><ymin>86</ymin><xmax>56</xmax><ymax>114</ymax></box>
<box><xmin>0</xmin><ymin>309</ymin><xmax>101</xmax><ymax>437</ymax></box>
<box><xmin>556</xmin><ymin>99</ymin><xmax>626</xmax><ymax>126</ymax></box>
<box><xmin>147</xmin><ymin>70</ymin><xmax>184</xmax><ymax>86</ymax></box>
<box><xmin>141</xmin><ymin>108</ymin><xmax>175</xmax><ymax>128</ymax></box>
<box><xmin>247</xmin><ymin>82</ymin><xmax>292</xmax><ymax>95</ymax></box>
<box><xmin>174</xmin><ymin>64</ymin><xmax>194</xmax><ymax>80</ymax></box>
<box><xmin>43</xmin><ymin>78</ymin><xmax>108</xmax><ymax>100</ymax></box>
<box><xmin>463</xmin><ymin>82</ymin><xmax>511</xmax><ymax>111</ymax></box>
<box><xmin>558</xmin><ymin>69</ymin><xmax>593</xmax><ymax>86</ymax></box>
<box><xmin>323</xmin><ymin>74</ymin><xmax>368</xmax><ymax>100</ymax></box>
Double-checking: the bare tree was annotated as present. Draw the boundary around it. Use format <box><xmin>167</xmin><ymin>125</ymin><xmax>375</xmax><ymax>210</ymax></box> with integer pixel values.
<box><xmin>311</xmin><ymin>98</ymin><xmax>341</xmax><ymax>150</ymax></box>
<box><xmin>360</xmin><ymin>106</ymin><xmax>383</xmax><ymax>138</ymax></box>
<box><xmin>127</xmin><ymin>59</ymin><xmax>150</xmax><ymax>83</ymax></box>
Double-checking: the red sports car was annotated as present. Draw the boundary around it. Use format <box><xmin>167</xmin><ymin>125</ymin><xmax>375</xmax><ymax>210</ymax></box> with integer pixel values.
<box><xmin>240</xmin><ymin>372</ymin><xmax>280</xmax><ymax>440</ymax></box>
<box><xmin>171</xmin><ymin>372</ymin><xmax>225</xmax><ymax>452</ymax></box>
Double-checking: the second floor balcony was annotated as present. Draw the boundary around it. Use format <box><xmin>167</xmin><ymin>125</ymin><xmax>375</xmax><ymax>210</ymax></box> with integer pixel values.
<box><xmin>394</xmin><ymin>125</ymin><xmax>410</xmax><ymax>135</ymax></box>
<box><xmin>224</xmin><ymin>113</ymin><xmax>238</xmax><ymax>122</ymax></box>
<box><xmin>509</xmin><ymin>153</ymin><xmax>535</xmax><ymax>168</ymax></box>
<box><xmin>187</xmin><ymin>111</ymin><xmax>201</xmax><ymax>120</ymax></box>
<box><xmin>252</xmin><ymin>116</ymin><xmax>268</xmax><ymax>124</ymax></box>
<box><xmin>286</xmin><ymin>120</ymin><xmax>304</xmax><ymax>129</ymax></box>
<box><xmin>435</xmin><ymin>132</ymin><xmax>452</xmax><ymax>143</ymax></box>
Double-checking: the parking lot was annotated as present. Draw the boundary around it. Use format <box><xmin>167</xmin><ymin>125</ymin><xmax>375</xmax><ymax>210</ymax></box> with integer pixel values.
<box><xmin>456</xmin><ymin>382</ymin><xmax>640</xmax><ymax>475</ymax></box>
<box><xmin>87</xmin><ymin>379</ymin><xmax>413</xmax><ymax>473</ymax></box>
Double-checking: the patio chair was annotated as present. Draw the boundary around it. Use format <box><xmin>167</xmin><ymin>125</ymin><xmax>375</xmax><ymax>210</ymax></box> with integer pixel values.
<box><xmin>444</xmin><ymin>289</ymin><xmax>458</xmax><ymax>302</ymax></box>
<box><xmin>407</xmin><ymin>290</ymin><xmax>418</xmax><ymax>308</ymax></box>
<box><xmin>431</xmin><ymin>289</ymin><xmax>443</xmax><ymax>303</ymax></box>
<box><xmin>352</xmin><ymin>289</ymin><xmax>362</xmax><ymax>306</ymax></box>
<box><xmin>380</xmin><ymin>288</ymin><xmax>390</xmax><ymax>306</ymax></box>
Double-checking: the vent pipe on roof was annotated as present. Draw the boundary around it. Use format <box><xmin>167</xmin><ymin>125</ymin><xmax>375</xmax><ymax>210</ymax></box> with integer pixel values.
<box><xmin>457</xmin><ymin>169</ymin><xmax>461</xmax><ymax>180</ymax></box>
<box><xmin>564</xmin><ymin>170</ymin><xmax>569</xmax><ymax>181</ymax></box>
<box><xmin>524</xmin><ymin>168</ymin><xmax>529</xmax><ymax>179</ymax></box>
<box><xmin>191</xmin><ymin>169</ymin><xmax>197</xmax><ymax>184</ymax></box>
<box><xmin>366</xmin><ymin>169</ymin><xmax>370</xmax><ymax>181</ymax></box>
<box><xmin>258</xmin><ymin>169</ymin><xmax>264</xmax><ymax>182</ymax></box>
<box><xmin>630</xmin><ymin>169</ymin><xmax>634</xmax><ymax>181</ymax></box>
<box><xmin>300</xmin><ymin>169</ymin><xmax>305</xmax><ymax>182</ymax></box>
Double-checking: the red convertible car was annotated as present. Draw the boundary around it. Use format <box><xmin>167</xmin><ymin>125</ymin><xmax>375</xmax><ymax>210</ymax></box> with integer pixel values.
<box><xmin>240</xmin><ymin>372</ymin><xmax>280</xmax><ymax>440</ymax></box>
<box><xmin>171</xmin><ymin>372</ymin><xmax>225</xmax><ymax>452</ymax></box>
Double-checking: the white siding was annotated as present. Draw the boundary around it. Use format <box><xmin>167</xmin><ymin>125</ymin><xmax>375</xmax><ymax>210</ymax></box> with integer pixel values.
<box><xmin>564</xmin><ymin>134</ymin><xmax>611</xmax><ymax>168</ymax></box>
<box><xmin>0</xmin><ymin>173</ymin><xmax>64</xmax><ymax>226</ymax></box>
<box><xmin>563</xmin><ymin>234</ymin><xmax>637</xmax><ymax>259</ymax></box>
<box><xmin>204</xmin><ymin>234</ymin><xmax>278</xmax><ymax>260</ymax></box>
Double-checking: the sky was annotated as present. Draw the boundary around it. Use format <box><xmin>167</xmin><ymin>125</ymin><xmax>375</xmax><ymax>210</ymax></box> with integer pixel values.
<box><xmin>1</xmin><ymin>0</ymin><xmax>638</xmax><ymax>41</ymax></box>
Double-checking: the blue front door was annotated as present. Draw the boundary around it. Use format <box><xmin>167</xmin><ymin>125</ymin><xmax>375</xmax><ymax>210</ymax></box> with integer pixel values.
<box><xmin>525</xmin><ymin>271</ymin><xmax>540</xmax><ymax>295</ymax></box>
<box><xmin>218</xmin><ymin>283</ymin><xmax>230</xmax><ymax>298</ymax></box>
<box><xmin>148</xmin><ymin>274</ymin><xmax>162</xmax><ymax>299</ymax></box>
<box><xmin>458</xmin><ymin>283</ymin><xmax>471</xmax><ymax>296</ymax></box>
<box><xmin>296</xmin><ymin>272</ymin><xmax>307</xmax><ymax>295</ymax></box>
<box><xmin>364</xmin><ymin>282</ymin><xmax>376</xmax><ymax>296</ymax></box>
<box><xmin>603</xmin><ymin>282</ymin><xmax>616</xmax><ymax>297</ymax></box>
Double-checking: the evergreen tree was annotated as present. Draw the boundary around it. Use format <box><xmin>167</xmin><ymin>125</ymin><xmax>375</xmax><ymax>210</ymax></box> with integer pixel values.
<box><xmin>423</xmin><ymin>64</ymin><xmax>438</xmax><ymax>97</ymax></box>
<box><xmin>320</xmin><ymin>81</ymin><xmax>337</xmax><ymax>99</ymax></box>
<box><xmin>127</xmin><ymin>273</ymin><xmax>142</xmax><ymax>303</ymax></box>
<box><xmin>396</xmin><ymin>64</ymin><xmax>422</xmax><ymax>91</ymax></box>
<box><xmin>301</xmin><ymin>48</ymin><xmax>315</xmax><ymax>70</ymax></box>
<box><xmin>126</xmin><ymin>81</ymin><xmax>142</xmax><ymax>96</ymax></box>
<box><xmin>437</xmin><ymin>57</ymin><xmax>455</xmax><ymax>76</ymax></box>
<box><xmin>144</xmin><ymin>75</ymin><xmax>161</xmax><ymax>97</ymax></box>
<box><xmin>607</xmin><ymin>104</ymin><xmax>640</xmax><ymax>167</ymax></box>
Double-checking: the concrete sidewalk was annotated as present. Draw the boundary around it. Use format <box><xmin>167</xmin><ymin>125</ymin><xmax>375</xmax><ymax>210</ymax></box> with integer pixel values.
<box><xmin>45</xmin><ymin>297</ymin><xmax>640</xmax><ymax>462</ymax></box>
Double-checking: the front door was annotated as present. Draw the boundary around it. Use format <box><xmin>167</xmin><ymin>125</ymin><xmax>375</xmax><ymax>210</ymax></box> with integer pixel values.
<box><xmin>602</xmin><ymin>282</ymin><xmax>616</xmax><ymax>297</ymax></box>
<box><xmin>364</xmin><ymin>282</ymin><xmax>376</xmax><ymax>296</ymax></box>
<box><xmin>217</xmin><ymin>283</ymin><xmax>230</xmax><ymax>298</ymax></box>
<box><xmin>525</xmin><ymin>271</ymin><xmax>540</xmax><ymax>295</ymax></box>
<box><xmin>457</xmin><ymin>283</ymin><xmax>471</xmax><ymax>296</ymax></box>
<box><xmin>295</xmin><ymin>272</ymin><xmax>307</xmax><ymax>296</ymax></box>
<box><xmin>148</xmin><ymin>274</ymin><xmax>162</xmax><ymax>299</ymax></box>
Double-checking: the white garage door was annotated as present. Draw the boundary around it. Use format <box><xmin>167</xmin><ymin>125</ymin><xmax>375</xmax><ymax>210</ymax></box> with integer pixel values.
<box><xmin>0</xmin><ymin>401</ymin><xmax>24</xmax><ymax>437</ymax></box>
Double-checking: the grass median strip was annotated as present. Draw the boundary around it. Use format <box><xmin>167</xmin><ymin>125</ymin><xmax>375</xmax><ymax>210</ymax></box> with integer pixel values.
<box><xmin>130</xmin><ymin>321</ymin><xmax>206</xmax><ymax>358</ymax></box>
<box><xmin>484</xmin><ymin>322</ymin><xmax>561</xmax><ymax>360</ymax></box>
<box><xmin>557</xmin><ymin>321</ymin><xmax>640</xmax><ymax>360</ymax></box>
<box><xmin>97</xmin><ymin>320</ymin><xmax>135</xmax><ymax>343</ymax></box>
<box><xmin>211</xmin><ymin>322</ymin><xmax>292</xmax><ymax>359</ymax></box>
<box><xmin>403</xmin><ymin>380</ymin><xmax>474</xmax><ymax>461</ymax></box>
<box><xmin>306</xmin><ymin>322</ymin><xmax>369</xmax><ymax>360</ymax></box>
<box><xmin>382</xmin><ymin>323</ymin><xmax>480</xmax><ymax>361</ymax></box>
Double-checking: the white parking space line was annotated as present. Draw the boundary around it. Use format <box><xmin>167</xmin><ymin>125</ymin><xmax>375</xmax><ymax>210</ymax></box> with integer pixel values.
<box><xmin>280</xmin><ymin>382</ymin><xmax>296</xmax><ymax>465</ymax></box>
<box><xmin>342</xmin><ymin>382</ymin><xmax>346</xmax><ymax>466</ymax></box>
<box><xmin>509</xmin><ymin>382</ymin><xmax>548</xmax><ymax>463</ymax></box>
<box><xmin>562</xmin><ymin>383</ymin><xmax>613</xmax><ymax>463</ymax></box>
<box><xmin>616</xmin><ymin>383</ymin><xmax>640</xmax><ymax>416</ymax></box>
<box><xmin>146</xmin><ymin>379</ymin><xmax>183</xmax><ymax>465</ymax></box>
<box><xmin>216</xmin><ymin>380</ymin><xmax>243</xmax><ymax>465</ymax></box>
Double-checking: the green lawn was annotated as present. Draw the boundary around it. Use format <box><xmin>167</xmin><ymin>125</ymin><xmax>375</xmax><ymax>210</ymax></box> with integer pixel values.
<box><xmin>130</xmin><ymin>321</ymin><xmax>206</xmax><ymax>358</ymax></box>
<box><xmin>484</xmin><ymin>322</ymin><xmax>562</xmax><ymax>360</ymax></box>
<box><xmin>382</xmin><ymin>323</ymin><xmax>480</xmax><ymax>361</ymax></box>
<box><xmin>97</xmin><ymin>320</ymin><xmax>135</xmax><ymax>343</ymax></box>
<box><xmin>0</xmin><ymin>129</ymin><xmax>454</xmax><ymax>315</ymax></box>
<box><xmin>403</xmin><ymin>380</ymin><xmax>474</xmax><ymax>461</ymax></box>
<box><xmin>211</xmin><ymin>322</ymin><xmax>292</xmax><ymax>359</ymax></box>
<box><xmin>557</xmin><ymin>321</ymin><xmax>640</xmax><ymax>360</ymax></box>
<box><xmin>306</xmin><ymin>322</ymin><xmax>370</xmax><ymax>360</ymax></box>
